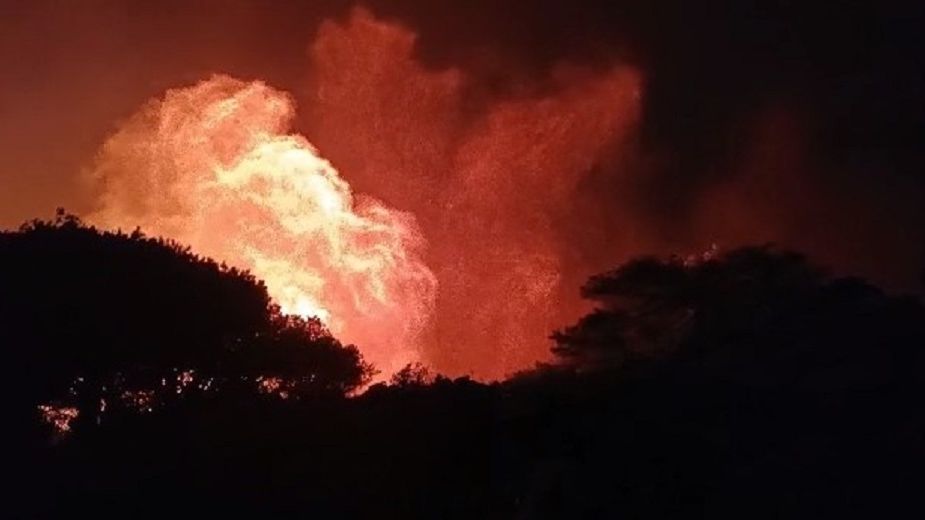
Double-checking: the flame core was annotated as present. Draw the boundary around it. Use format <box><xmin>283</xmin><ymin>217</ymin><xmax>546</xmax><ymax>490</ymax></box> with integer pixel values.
<box><xmin>88</xmin><ymin>76</ymin><xmax>436</xmax><ymax>375</ymax></box>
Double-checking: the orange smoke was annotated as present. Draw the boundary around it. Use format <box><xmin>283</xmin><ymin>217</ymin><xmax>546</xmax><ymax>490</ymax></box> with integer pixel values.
<box><xmin>87</xmin><ymin>76</ymin><xmax>436</xmax><ymax>376</ymax></box>
<box><xmin>304</xmin><ymin>8</ymin><xmax>643</xmax><ymax>379</ymax></box>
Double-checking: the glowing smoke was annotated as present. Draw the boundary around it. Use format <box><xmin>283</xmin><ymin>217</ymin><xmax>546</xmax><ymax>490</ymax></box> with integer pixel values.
<box><xmin>87</xmin><ymin>75</ymin><xmax>436</xmax><ymax>375</ymax></box>
<box><xmin>303</xmin><ymin>8</ymin><xmax>643</xmax><ymax>378</ymax></box>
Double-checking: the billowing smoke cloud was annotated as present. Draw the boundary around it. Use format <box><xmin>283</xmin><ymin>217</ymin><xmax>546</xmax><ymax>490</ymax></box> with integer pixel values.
<box><xmin>295</xmin><ymin>5</ymin><xmax>925</xmax><ymax>375</ymax></box>
<box><xmin>360</xmin><ymin>1</ymin><xmax>925</xmax><ymax>289</ymax></box>
<box><xmin>301</xmin><ymin>8</ymin><xmax>642</xmax><ymax>377</ymax></box>
<box><xmin>87</xmin><ymin>75</ymin><xmax>436</xmax><ymax>376</ymax></box>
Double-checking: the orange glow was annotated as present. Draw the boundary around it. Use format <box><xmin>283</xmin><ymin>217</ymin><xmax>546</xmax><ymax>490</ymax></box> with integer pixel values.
<box><xmin>87</xmin><ymin>76</ymin><xmax>436</xmax><ymax>376</ymax></box>
<box><xmin>37</xmin><ymin>404</ymin><xmax>80</xmax><ymax>433</ymax></box>
<box><xmin>303</xmin><ymin>8</ymin><xmax>643</xmax><ymax>379</ymax></box>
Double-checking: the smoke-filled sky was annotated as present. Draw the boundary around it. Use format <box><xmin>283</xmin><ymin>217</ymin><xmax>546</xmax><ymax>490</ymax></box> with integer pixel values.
<box><xmin>2</xmin><ymin>0</ymin><xmax>923</xmax><ymax>378</ymax></box>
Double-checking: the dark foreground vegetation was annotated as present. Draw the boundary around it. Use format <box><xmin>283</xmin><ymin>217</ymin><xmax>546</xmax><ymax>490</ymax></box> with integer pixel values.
<box><xmin>4</xmin><ymin>213</ymin><xmax>924</xmax><ymax>518</ymax></box>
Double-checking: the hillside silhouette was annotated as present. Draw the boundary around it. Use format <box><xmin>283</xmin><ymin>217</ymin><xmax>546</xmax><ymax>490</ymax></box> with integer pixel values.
<box><xmin>4</xmin><ymin>212</ymin><xmax>924</xmax><ymax>518</ymax></box>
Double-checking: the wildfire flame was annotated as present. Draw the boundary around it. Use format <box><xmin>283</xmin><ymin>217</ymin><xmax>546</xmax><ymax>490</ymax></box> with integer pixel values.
<box><xmin>37</xmin><ymin>404</ymin><xmax>80</xmax><ymax>433</ymax></box>
<box><xmin>87</xmin><ymin>76</ymin><xmax>436</xmax><ymax>375</ymax></box>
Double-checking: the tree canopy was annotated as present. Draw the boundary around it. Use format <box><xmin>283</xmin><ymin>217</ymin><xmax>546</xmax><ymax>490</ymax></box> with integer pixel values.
<box><xmin>552</xmin><ymin>245</ymin><xmax>925</xmax><ymax>389</ymax></box>
<box><xmin>0</xmin><ymin>211</ymin><xmax>372</xmax><ymax>430</ymax></box>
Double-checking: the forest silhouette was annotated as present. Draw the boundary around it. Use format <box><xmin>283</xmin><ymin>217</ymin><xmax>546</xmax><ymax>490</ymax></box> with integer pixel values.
<box><xmin>4</xmin><ymin>211</ymin><xmax>924</xmax><ymax>518</ymax></box>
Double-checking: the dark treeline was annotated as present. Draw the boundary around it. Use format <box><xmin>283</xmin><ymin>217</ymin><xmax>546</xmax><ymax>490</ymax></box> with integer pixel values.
<box><xmin>4</xmin><ymin>212</ymin><xmax>924</xmax><ymax>518</ymax></box>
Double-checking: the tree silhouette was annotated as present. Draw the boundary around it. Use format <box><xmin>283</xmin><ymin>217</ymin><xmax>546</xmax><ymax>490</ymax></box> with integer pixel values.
<box><xmin>0</xmin><ymin>211</ymin><xmax>372</xmax><ymax>431</ymax></box>
<box><xmin>389</xmin><ymin>362</ymin><xmax>433</xmax><ymax>387</ymax></box>
<box><xmin>7</xmin><ymin>232</ymin><xmax>924</xmax><ymax>518</ymax></box>
<box><xmin>553</xmin><ymin>245</ymin><xmax>925</xmax><ymax>388</ymax></box>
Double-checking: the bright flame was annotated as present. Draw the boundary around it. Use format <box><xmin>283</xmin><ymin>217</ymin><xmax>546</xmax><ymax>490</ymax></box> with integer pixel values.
<box><xmin>87</xmin><ymin>76</ymin><xmax>436</xmax><ymax>375</ymax></box>
<box><xmin>37</xmin><ymin>404</ymin><xmax>80</xmax><ymax>433</ymax></box>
